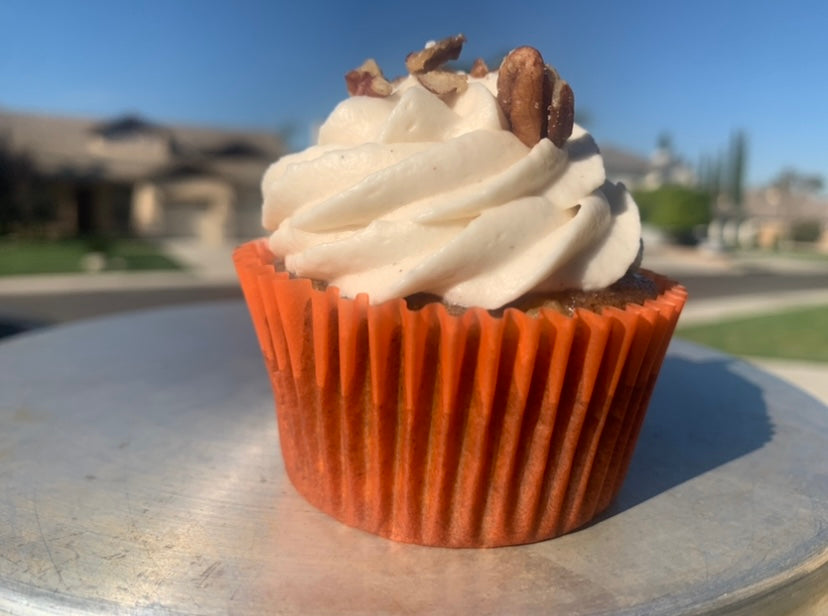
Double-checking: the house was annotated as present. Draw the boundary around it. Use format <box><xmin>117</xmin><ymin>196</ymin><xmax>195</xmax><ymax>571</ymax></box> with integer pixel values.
<box><xmin>0</xmin><ymin>109</ymin><xmax>285</xmax><ymax>244</ymax></box>
<box><xmin>741</xmin><ymin>186</ymin><xmax>828</xmax><ymax>249</ymax></box>
<box><xmin>600</xmin><ymin>142</ymin><xmax>696</xmax><ymax>191</ymax></box>
<box><xmin>600</xmin><ymin>145</ymin><xmax>651</xmax><ymax>189</ymax></box>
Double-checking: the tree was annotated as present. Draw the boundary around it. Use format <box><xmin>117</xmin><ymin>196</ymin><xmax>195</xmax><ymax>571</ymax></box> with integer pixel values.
<box><xmin>771</xmin><ymin>168</ymin><xmax>824</xmax><ymax>194</ymax></box>
<box><xmin>726</xmin><ymin>130</ymin><xmax>748</xmax><ymax>214</ymax></box>
<box><xmin>698</xmin><ymin>153</ymin><xmax>723</xmax><ymax>201</ymax></box>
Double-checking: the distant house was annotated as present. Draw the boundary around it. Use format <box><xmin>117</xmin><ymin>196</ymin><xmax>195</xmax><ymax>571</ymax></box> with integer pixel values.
<box><xmin>741</xmin><ymin>186</ymin><xmax>828</xmax><ymax>249</ymax></box>
<box><xmin>0</xmin><ymin>109</ymin><xmax>285</xmax><ymax>244</ymax></box>
<box><xmin>600</xmin><ymin>146</ymin><xmax>651</xmax><ymax>189</ymax></box>
<box><xmin>600</xmin><ymin>142</ymin><xmax>695</xmax><ymax>191</ymax></box>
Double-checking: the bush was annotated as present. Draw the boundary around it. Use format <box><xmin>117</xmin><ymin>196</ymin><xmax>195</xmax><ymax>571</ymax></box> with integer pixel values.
<box><xmin>0</xmin><ymin>141</ymin><xmax>55</xmax><ymax>237</ymax></box>
<box><xmin>790</xmin><ymin>220</ymin><xmax>822</xmax><ymax>243</ymax></box>
<box><xmin>633</xmin><ymin>185</ymin><xmax>713</xmax><ymax>245</ymax></box>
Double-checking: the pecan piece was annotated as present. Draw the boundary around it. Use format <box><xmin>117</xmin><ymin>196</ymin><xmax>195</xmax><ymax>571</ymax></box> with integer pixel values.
<box><xmin>497</xmin><ymin>46</ymin><xmax>547</xmax><ymax>147</ymax></box>
<box><xmin>545</xmin><ymin>65</ymin><xmax>574</xmax><ymax>148</ymax></box>
<box><xmin>345</xmin><ymin>59</ymin><xmax>393</xmax><ymax>97</ymax></box>
<box><xmin>405</xmin><ymin>34</ymin><xmax>466</xmax><ymax>74</ymax></box>
<box><xmin>470</xmin><ymin>57</ymin><xmax>489</xmax><ymax>78</ymax></box>
<box><xmin>416</xmin><ymin>70</ymin><xmax>468</xmax><ymax>96</ymax></box>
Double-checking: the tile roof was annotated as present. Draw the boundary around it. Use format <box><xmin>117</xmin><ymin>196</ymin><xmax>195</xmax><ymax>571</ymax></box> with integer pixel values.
<box><xmin>0</xmin><ymin>109</ymin><xmax>285</xmax><ymax>185</ymax></box>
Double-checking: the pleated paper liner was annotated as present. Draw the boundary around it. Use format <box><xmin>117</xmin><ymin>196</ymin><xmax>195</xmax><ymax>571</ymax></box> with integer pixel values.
<box><xmin>234</xmin><ymin>239</ymin><xmax>687</xmax><ymax>548</ymax></box>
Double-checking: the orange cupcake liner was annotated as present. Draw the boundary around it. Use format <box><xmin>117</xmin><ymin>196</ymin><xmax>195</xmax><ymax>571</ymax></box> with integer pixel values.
<box><xmin>234</xmin><ymin>239</ymin><xmax>687</xmax><ymax>547</ymax></box>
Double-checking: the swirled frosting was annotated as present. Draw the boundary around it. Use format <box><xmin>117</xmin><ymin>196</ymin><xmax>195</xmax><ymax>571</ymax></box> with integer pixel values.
<box><xmin>261</xmin><ymin>73</ymin><xmax>642</xmax><ymax>309</ymax></box>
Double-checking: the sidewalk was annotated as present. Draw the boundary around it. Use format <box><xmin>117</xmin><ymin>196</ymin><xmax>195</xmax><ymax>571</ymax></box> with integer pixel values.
<box><xmin>2</xmin><ymin>240</ymin><xmax>822</xmax><ymax>297</ymax></box>
<box><xmin>0</xmin><ymin>239</ymin><xmax>239</xmax><ymax>296</ymax></box>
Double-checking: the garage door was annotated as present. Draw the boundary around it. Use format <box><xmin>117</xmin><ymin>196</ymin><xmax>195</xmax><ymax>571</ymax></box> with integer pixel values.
<box><xmin>164</xmin><ymin>201</ymin><xmax>208</xmax><ymax>238</ymax></box>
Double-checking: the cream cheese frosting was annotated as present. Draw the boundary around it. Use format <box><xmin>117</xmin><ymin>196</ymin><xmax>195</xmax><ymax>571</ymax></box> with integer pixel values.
<box><xmin>261</xmin><ymin>73</ymin><xmax>642</xmax><ymax>309</ymax></box>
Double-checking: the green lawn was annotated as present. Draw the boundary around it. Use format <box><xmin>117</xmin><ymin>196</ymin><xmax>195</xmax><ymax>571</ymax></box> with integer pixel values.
<box><xmin>0</xmin><ymin>237</ymin><xmax>183</xmax><ymax>275</ymax></box>
<box><xmin>677</xmin><ymin>305</ymin><xmax>828</xmax><ymax>362</ymax></box>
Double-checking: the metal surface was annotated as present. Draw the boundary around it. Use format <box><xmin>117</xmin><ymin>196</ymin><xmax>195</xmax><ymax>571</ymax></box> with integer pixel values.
<box><xmin>1</xmin><ymin>300</ymin><xmax>826</xmax><ymax>615</ymax></box>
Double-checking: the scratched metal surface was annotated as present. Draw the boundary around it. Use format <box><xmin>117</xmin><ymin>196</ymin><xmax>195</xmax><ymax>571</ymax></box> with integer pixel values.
<box><xmin>1</xmin><ymin>300</ymin><xmax>826</xmax><ymax>615</ymax></box>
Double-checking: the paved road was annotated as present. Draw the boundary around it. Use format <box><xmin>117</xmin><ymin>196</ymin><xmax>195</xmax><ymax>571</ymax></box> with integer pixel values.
<box><xmin>1</xmin><ymin>267</ymin><xmax>826</xmax><ymax>335</ymax></box>
<box><xmin>1</xmin><ymin>285</ymin><xmax>242</xmax><ymax>336</ymax></box>
<box><xmin>675</xmin><ymin>271</ymin><xmax>828</xmax><ymax>300</ymax></box>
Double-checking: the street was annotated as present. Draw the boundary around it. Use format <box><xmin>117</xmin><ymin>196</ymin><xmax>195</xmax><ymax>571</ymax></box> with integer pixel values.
<box><xmin>1</xmin><ymin>266</ymin><xmax>826</xmax><ymax>339</ymax></box>
<box><xmin>673</xmin><ymin>270</ymin><xmax>828</xmax><ymax>300</ymax></box>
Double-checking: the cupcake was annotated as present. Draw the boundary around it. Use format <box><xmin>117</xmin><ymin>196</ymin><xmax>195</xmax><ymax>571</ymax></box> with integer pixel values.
<box><xmin>234</xmin><ymin>35</ymin><xmax>686</xmax><ymax>547</ymax></box>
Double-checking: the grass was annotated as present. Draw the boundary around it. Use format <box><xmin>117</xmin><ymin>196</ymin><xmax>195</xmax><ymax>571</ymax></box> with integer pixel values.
<box><xmin>0</xmin><ymin>237</ymin><xmax>183</xmax><ymax>275</ymax></box>
<box><xmin>677</xmin><ymin>305</ymin><xmax>828</xmax><ymax>362</ymax></box>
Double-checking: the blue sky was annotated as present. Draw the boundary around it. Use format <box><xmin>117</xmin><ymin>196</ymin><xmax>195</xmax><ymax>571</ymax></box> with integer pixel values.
<box><xmin>1</xmin><ymin>0</ymin><xmax>826</xmax><ymax>188</ymax></box>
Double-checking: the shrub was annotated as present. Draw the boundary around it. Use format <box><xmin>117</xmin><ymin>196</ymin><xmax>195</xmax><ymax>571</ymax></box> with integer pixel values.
<box><xmin>789</xmin><ymin>220</ymin><xmax>822</xmax><ymax>243</ymax></box>
<box><xmin>0</xmin><ymin>141</ymin><xmax>55</xmax><ymax>236</ymax></box>
<box><xmin>633</xmin><ymin>185</ymin><xmax>713</xmax><ymax>244</ymax></box>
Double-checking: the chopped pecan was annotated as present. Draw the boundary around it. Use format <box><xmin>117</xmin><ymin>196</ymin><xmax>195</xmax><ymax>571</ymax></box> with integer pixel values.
<box><xmin>405</xmin><ymin>34</ymin><xmax>466</xmax><ymax>74</ymax></box>
<box><xmin>416</xmin><ymin>70</ymin><xmax>468</xmax><ymax>96</ymax></box>
<box><xmin>345</xmin><ymin>59</ymin><xmax>393</xmax><ymax>97</ymax></box>
<box><xmin>470</xmin><ymin>57</ymin><xmax>489</xmax><ymax>78</ymax></box>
